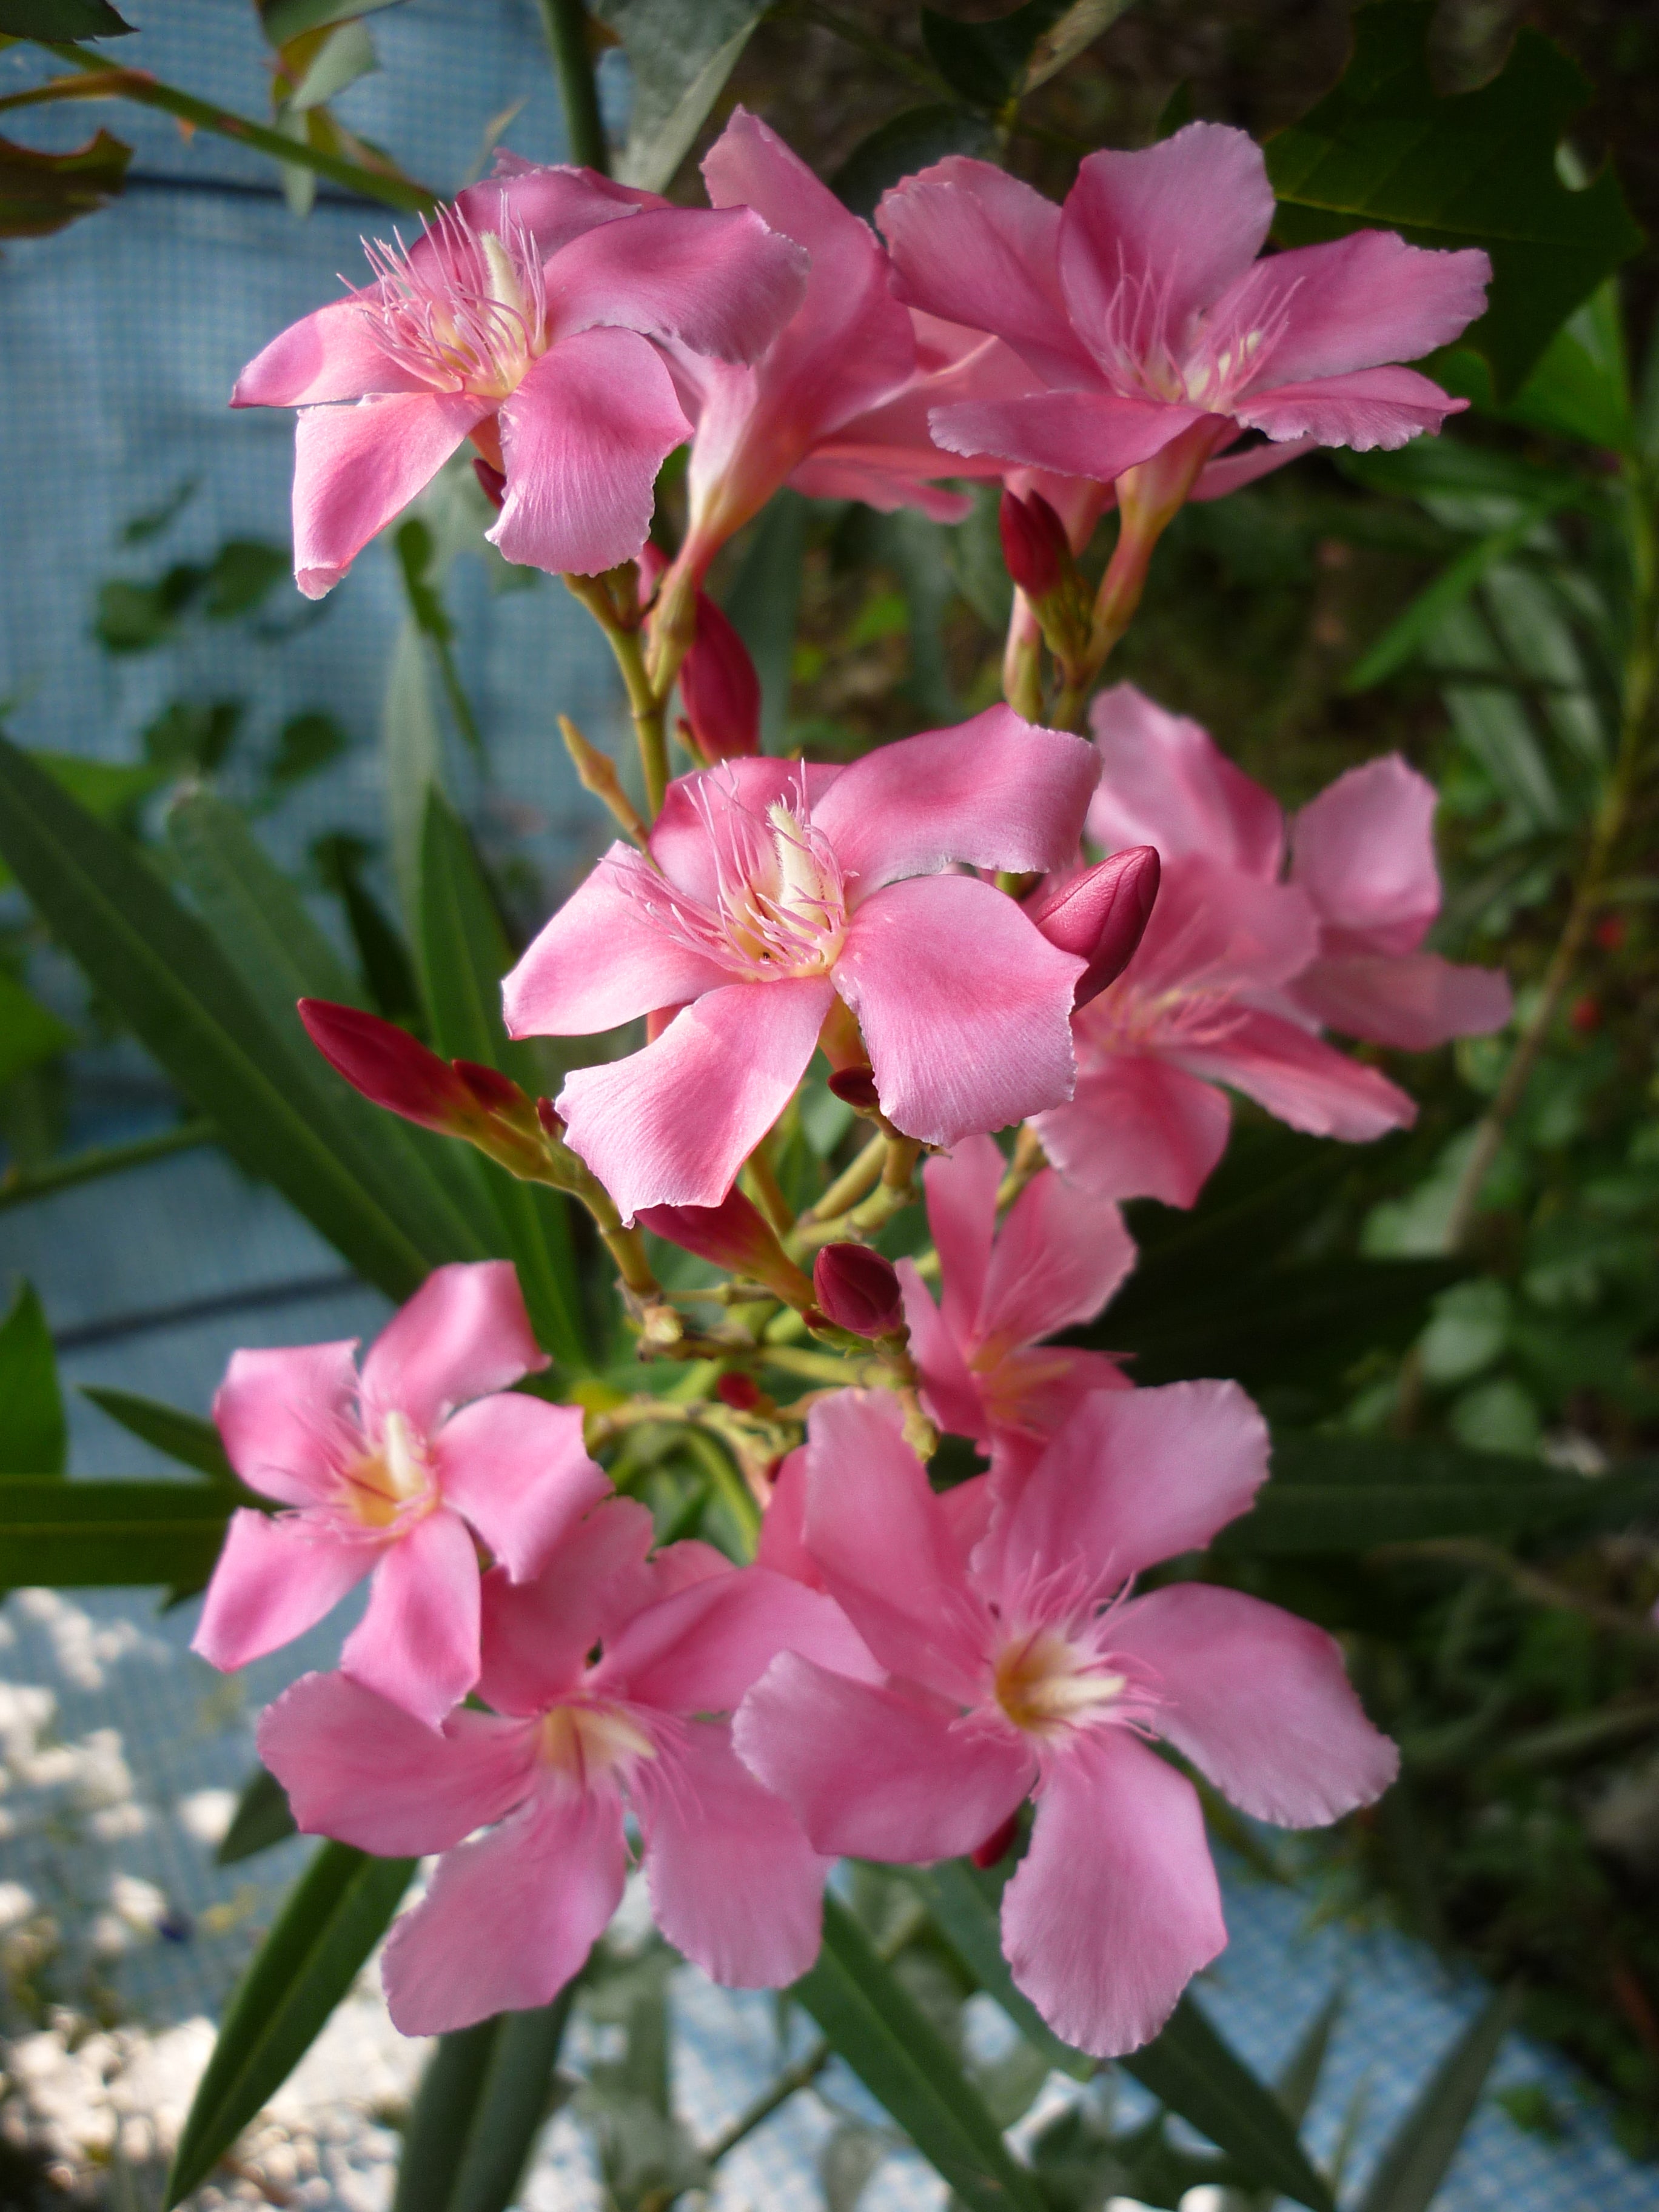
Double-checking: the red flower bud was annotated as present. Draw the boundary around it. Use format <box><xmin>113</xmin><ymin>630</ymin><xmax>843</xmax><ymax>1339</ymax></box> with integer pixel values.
<box><xmin>472</xmin><ymin>458</ymin><xmax>506</xmax><ymax>511</ymax></box>
<box><xmin>298</xmin><ymin>999</ymin><xmax>474</xmax><ymax>1133</ymax></box>
<box><xmin>716</xmin><ymin>1371</ymin><xmax>763</xmax><ymax>1411</ymax></box>
<box><xmin>827</xmin><ymin>1064</ymin><xmax>882</xmax><ymax>1116</ymax></box>
<box><xmin>1025</xmin><ymin>846</ymin><xmax>1160</xmax><ymax>1008</ymax></box>
<box><xmin>679</xmin><ymin>593</ymin><xmax>760</xmax><ymax>762</ymax></box>
<box><xmin>637</xmin><ymin>1190</ymin><xmax>817</xmax><ymax>1311</ymax></box>
<box><xmin>971</xmin><ymin>1811</ymin><xmax>1020</xmax><ymax>1870</ymax></box>
<box><xmin>813</xmin><ymin>1242</ymin><xmax>904</xmax><ymax>1339</ymax></box>
<box><xmin>999</xmin><ymin>488</ymin><xmax>1070</xmax><ymax>601</ymax></box>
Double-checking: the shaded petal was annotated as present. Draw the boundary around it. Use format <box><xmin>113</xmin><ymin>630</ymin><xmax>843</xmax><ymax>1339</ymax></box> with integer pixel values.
<box><xmin>1119</xmin><ymin>852</ymin><xmax>1316</xmax><ymax>1000</ymax></box>
<box><xmin>1289</xmin><ymin>754</ymin><xmax>1439</xmax><ymax>952</ymax></box>
<box><xmin>1232</xmin><ymin>365</ymin><xmax>1465</xmax><ymax>452</ymax></box>
<box><xmin>636</xmin><ymin>1718</ymin><xmax>830</xmax><ymax>1985</ymax></box>
<box><xmin>460</xmin><ymin>161</ymin><xmax>654</xmax><ymax>260</ymax></box>
<box><xmin>988</xmin><ymin>1380</ymin><xmax>1270</xmax><ymax>1594</ymax></box>
<box><xmin>939</xmin><ymin>1471</ymin><xmax>996</xmax><ymax>1561</ymax></box>
<box><xmin>920</xmin><ymin>1134</ymin><xmax>1002</xmax><ymax>1346</ymax></box>
<box><xmin>341</xmin><ymin>1507</ymin><xmax>481</xmax><ymax>1726</ymax></box>
<box><xmin>548</xmin><ymin>203</ymin><xmax>806</xmax><ymax>363</ymax></box>
<box><xmin>213</xmin><ymin>1340</ymin><xmax>360</xmax><ymax>1505</ymax></box>
<box><xmin>503</xmin><ymin>846</ymin><xmax>731</xmax><ymax>1037</ymax></box>
<box><xmin>931</xmin><ymin>390</ymin><xmax>1198</xmax><ymax>486</ymax></box>
<box><xmin>899</xmin><ymin>1259</ymin><xmax>987</xmax><ymax>1443</ymax></box>
<box><xmin>1035</xmin><ymin>1050</ymin><xmax>1231</xmax><ymax>1209</ymax></box>
<box><xmin>1002</xmin><ymin>1729</ymin><xmax>1225</xmax><ymax>2057</ymax></box>
<box><xmin>1176</xmin><ymin>1010</ymin><xmax>1416</xmax><ymax>1141</ymax></box>
<box><xmin>478</xmin><ymin>1498</ymin><xmax>657</xmax><ymax>1714</ymax></box>
<box><xmin>593</xmin><ymin>1563</ymin><xmax>876</xmax><ymax>1714</ymax></box>
<box><xmin>838</xmin><ymin>877</ymin><xmax>1082</xmax><ymax>1149</ymax></box>
<box><xmin>360</xmin><ymin>1261</ymin><xmax>544</xmax><ymax>1438</ymax></box>
<box><xmin>800</xmin><ymin>1391</ymin><xmax>991</xmax><ymax>1701</ymax></box>
<box><xmin>292</xmin><ymin>391</ymin><xmax>488</xmax><ymax>598</ymax></box>
<box><xmin>980</xmin><ymin>1169</ymin><xmax>1134</xmax><ymax>1346</ymax></box>
<box><xmin>1111</xmin><ymin>1583</ymin><xmax>1399</xmax><ymax>1825</ymax></box>
<box><xmin>788</xmin><ymin>453</ymin><xmax>973</xmax><ymax>520</ymax></box>
<box><xmin>1061</xmin><ymin>127</ymin><xmax>1275</xmax><ymax>356</ymax></box>
<box><xmin>258</xmin><ymin>1671</ymin><xmax>533</xmax><ymax>1855</ymax></box>
<box><xmin>1222</xmin><ymin>231</ymin><xmax>1490</xmax><ymax>391</ymax></box>
<box><xmin>755</xmin><ymin>1449</ymin><xmax>824</xmax><ymax>1590</ymax></box>
<box><xmin>1087</xmin><ymin>684</ymin><xmax>1283</xmax><ymax>879</ymax></box>
<box><xmin>192</xmin><ymin>1510</ymin><xmax>375</xmax><ymax>1672</ymax></box>
<box><xmin>232</xmin><ymin>295</ymin><xmax>428</xmax><ymax>407</ymax></box>
<box><xmin>490</xmin><ymin>327</ymin><xmax>691</xmax><ymax>577</ymax></box>
<box><xmin>383</xmin><ymin>1791</ymin><xmax>627</xmax><ymax>2034</ymax></box>
<box><xmin>1190</xmin><ymin>434</ymin><xmax>1317</xmax><ymax>500</ymax></box>
<box><xmin>987</xmin><ymin>1346</ymin><xmax>1131</xmax><ymax>1455</ymax></box>
<box><xmin>1289</xmin><ymin>953</ymin><xmax>1511</xmax><ymax>1051</ymax></box>
<box><xmin>735</xmin><ymin>1652</ymin><xmax>1033</xmax><ymax>1862</ymax></box>
<box><xmin>437</xmin><ymin>1395</ymin><xmax>609</xmax><ymax>1581</ymax></box>
<box><xmin>556</xmin><ymin>977</ymin><xmax>834</xmax><ymax>1219</ymax></box>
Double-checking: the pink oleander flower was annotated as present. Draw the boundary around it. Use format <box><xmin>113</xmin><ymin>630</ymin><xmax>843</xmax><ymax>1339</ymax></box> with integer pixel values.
<box><xmin>877</xmin><ymin>123</ymin><xmax>1490</xmax><ymax>509</ymax></box>
<box><xmin>1033</xmin><ymin>686</ymin><xmax>1511</xmax><ymax>1207</ymax></box>
<box><xmin>260</xmin><ymin>1498</ymin><xmax>871</xmax><ymax>2032</ymax></box>
<box><xmin>897</xmin><ymin>1134</ymin><xmax>1134</xmax><ymax>1484</ymax></box>
<box><xmin>502</xmin><ymin>711</ymin><xmax>1100</xmax><ymax>1221</ymax></box>
<box><xmin>232</xmin><ymin>155</ymin><xmax>807</xmax><ymax>597</ymax></box>
<box><xmin>193</xmin><ymin>1262</ymin><xmax>606</xmax><ymax>1727</ymax></box>
<box><xmin>736</xmin><ymin>1389</ymin><xmax>1397</xmax><ymax>2057</ymax></box>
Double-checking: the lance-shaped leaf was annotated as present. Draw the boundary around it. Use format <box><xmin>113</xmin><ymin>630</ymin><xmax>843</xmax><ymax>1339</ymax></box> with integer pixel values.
<box><xmin>0</xmin><ymin>1282</ymin><xmax>65</xmax><ymax>1478</ymax></box>
<box><xmin>80</xmin><ymin>1387</ymin><xmax>234</xmax><ymax>1484</ymax></box>
<box><xmin>217</xmin><ymin>1766</ymin><xmax>299</xmax><ymax>1866</ymax></box>
<box><xmin>0</xmin><ymin>127</ymin><xmax>129</xmax><ymax>236</ymax></box>
<box><xmin>589</xmin><ymin>0</ymin><xmax>768</xmax><ymax>193</ymax></box>
<box><xmin>166</xmin><ymin>1845</ymin><xmax>416</xmax><ymax>2207</ymax></box>
<box><xmin>0</xmin><ymin>1</ymin><xmax>133</xmax><ymax>30</ymax></box>
<box><xmin>1355</xmin><ymin>1983</ymin><xmax>1519</xmax><ymax>2212</ymax></box>
<box><xmin>392</xmin><ymin>1991</ymin><xmax>577</xmax><ymax>2212</ymax></box>
<box><xmin>0</xmin><ymin>1481</ymin><xmax>235</xmax><ymax>1588</ymax></box>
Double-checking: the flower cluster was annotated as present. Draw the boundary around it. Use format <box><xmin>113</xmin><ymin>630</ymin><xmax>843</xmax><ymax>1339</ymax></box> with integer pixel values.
<box><xmin>205</xmin><ymin>110</ymin><xmax>1509</xmax><ymax>2060</ymax></box>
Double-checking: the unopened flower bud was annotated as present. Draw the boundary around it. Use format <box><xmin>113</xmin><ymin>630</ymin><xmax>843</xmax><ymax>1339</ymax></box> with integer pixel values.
<box><xmin>716</xmin><ymin>1371</ymin><xmax>764</xmax><ymax>1412</ymax></box>
<box><xmin>638</xmin><ymin>1190</ymin><xmax>817</xmax><ymax>1313</ymax></box>
<box><xmin>827</xmin><ymin>1064</ymin><xmax>882</xmax><ymax>1116</ymax></box>
<box><xmin>1025</xmin><ymin>845</ymin><xmax>1160</xmax><ymax>1008</ymax></box>
<box><xmin>298</xmin><ymin>999</ymin><xmax>545</xmax><ymax>1175</ymax></box>
<box><xmin>999</xmin><ymin>488</ymin><xmax>1069</xmax><ymax>601</ymax></box>
<box><xmin>813</xmin><ymin>1243</ymin><xmax>904</xmax><ymax>1339</ymax></box>
<box><xmin>679</xmin><ymin>594</ymin><xmax>760</xmax><ymax>763</ymax></box>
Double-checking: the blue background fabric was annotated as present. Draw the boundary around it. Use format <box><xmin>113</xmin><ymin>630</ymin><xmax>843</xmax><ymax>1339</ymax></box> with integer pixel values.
<box><xmin>1</xmin><ymin>5</ymin><xmax>1657</xmax><ymax>2205</ymax></box>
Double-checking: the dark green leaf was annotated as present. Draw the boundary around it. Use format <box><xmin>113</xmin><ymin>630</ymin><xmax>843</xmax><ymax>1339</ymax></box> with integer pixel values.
<box><xmin>1266</xmin><ymin>2</ymin><xmax>1643</xmax><ymax>396</ymax></box>
<box><xmin>792</xmin><ymin>1895</ymin><xmax>1047</xmax><ymax>2212</ymax></box>
<box><xmin>0</xmin><ymin>0</ymin><xmax>133</xmax><ymax>28</ymax></box>
<box><xmin>270</xmin><ymin>711</ymin><xmax>348</xmax><ymax>788</ymax></box>
<box><xmin>94</xmin><ymin>563</ymin><xmax>204</xmax><ymax>652</ymax></box>
<box><xmin>144</xmin><ymin>699</ymin><xmax>244</xmax><ymax>775</ymax></box>
<box><xmin>1434</xmin><ymin>278</ymin><xmax>1634</xmax><ymax>449</ymax></box>
<box><xmin>166</xmin><ymin>1845</ymin><xmax>417</xmax><ymax>2207</ymax></box>
<box><xmin>588</xmin><ymin>0</ymin><xmax>768</xmax><ymax>193</ymax></box>
<box><xmin>0</xmin><ymin>967</ymin><xmax>74</xmax><ymax>1087</ymax></box>
<box><xmin>260</xmin><ymin>0</ymin><xmax>402</xmax><ymax>44</ymax></box>
<box><xmin>1344</xmin><ymin>504</ymin><xmax>1564</xmax><ymax>690</ymax></box>
<box><xmin>311</xmin><ymin>833</ymin><xmax>423</xmax><ymax>1022</ymax></box>
<box><xmin>0</xmin><ymin>1481</ymin><xmax>233</xmax><ymax>1587</ymax></box>
<box><xmin>216</xmin><ymin>1766</ymin><xmax>298</xmax><ymax>1865</ymax></box>
<box><xmin>203</xmin><ymin>540</ymin><xmax>291</xmax><ymax>620</ymax></box>
<box><xmin>832</xmin><ymin>104</ymin><xmax>993</xmax><ymax>222</ymax></box>
<box><xmin>1355</xmin><ymin>1984</ymin><xmax>1518</xmax><ymax>2212</ymax></box>
<box><xmin>80</xmin><ymin>1387</ymin><xmax>233</xmax><ymax>1484</ymax></box>
<box><xmin>122</xmin><ymin>478</ymin><xmax>198</xmax><ymax>546</ymax></box>
<box><xmin>392</xmin><ymin>1991</ymin><xmax>575</xmax><ymax>2212</ymax></box>
<box><xmin>920</xmin><ymin>1</ymin><xmax>1067</xmax><ymax>109</ymax></box>
<box><xmin>0</xmin><ymin>1282</ymin><xmax>65</xmax><ymax>1478</ymax></box>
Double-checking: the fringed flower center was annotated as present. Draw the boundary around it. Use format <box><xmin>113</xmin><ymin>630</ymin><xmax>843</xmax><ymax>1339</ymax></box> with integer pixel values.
<box><xmin>993</xmin><ymin>1629</ymin><xmax>1128</xmax><ymax>1740</ymax></box>
<box><xmin>358</xmin><ymin>207</ymin><xmax>549</xmax><ymax>401</ymax></box>
<box><xmin>537</xmin><ymin>1701</ymin><xmax>657</xmax><ymax>1789</ymax></box>
<box><xmin>1088</xmin><ymin>258</ymin><xmax>1294</xmax><ymax>414</ymax></box>
<box><xmin>341</xmin><ymin>1410</ymin><xmax>437</xmax><ymax>1532</ymax></box>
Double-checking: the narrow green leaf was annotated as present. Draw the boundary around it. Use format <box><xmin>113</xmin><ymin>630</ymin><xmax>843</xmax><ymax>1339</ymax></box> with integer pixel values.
<box><xmin>792</xmin><ymin>1895</ymin><xmax>1047</xmax><ymax>2212</ymax></box>
<box><xmin>1344</xmin><ymin>506</ymin><xmax>1563</xmax><ymax>691</ymax></box>
<box><xmin>1355</xmin><ymin>1984</ymin><xmax>1519</xmax><ymax>2212</ymax></box>
<box><xmin>217</xmin><ymin>1766</ymin><xmax>300</xmax><ymax>1865</ymax></box>
<box><xmin>905</xmin><ymin>1863</ymin><xmax>1090</xmax><ymax>2080</ymax></box>
<box><xmin>0</xmin><ymin>967</ymin><xmax>74</xmax><ymax>1087</ymax></box>
<box><xmin>0</xmin><ymin>732</ymin><xmax>429</xmax><ymax>1301</ymax></box>
<box><xmin>0</xmin><ymin>1481</ymin><xmax>233</xmax><ymax>1587</ymax></box>
<box><xmin>588</xmin><ymin>0</ymin><xmax>767</xmax><ymax>193</ymax></box>
<box><xmin>0</xmin><ymin>1</ymin><xmax>133</xmax><ymax>37</ymax></box>
<box><xmin>392</xmin><ymin>1991</ymin><xmax>575</xmax><ymax>2212</ymax></box>
<box><xmin>166</xmin><ymin>1846</ymin><xmax>417</xmax><ymax>2207</ymax></box>
<box><xmin>1436</xmin><ymin>280</ymin><xmax>1634</xmax><ymax>449</ymax></box>
<box><xmin>0</xmin><ymin>1282</ymin><xmax>65</xmax><ymax>1478</ymax></box>
<box><xmin>81</xmin><ymin>1387</ymin><xmax>233</xmax><ymax>1484</ymax></box>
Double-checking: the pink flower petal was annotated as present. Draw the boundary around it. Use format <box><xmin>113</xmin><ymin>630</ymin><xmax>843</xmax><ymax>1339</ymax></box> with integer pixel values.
<box><xmin>258</xmin><ymin>1671</ymin><xmax>533</xmax><ymax>1855</ymax></box>
<box><xmin>1060</xmin><ymin>127</ymin><xmax>1275</xmax><ymax>359</ymax></box>
<box><xmin>930</xmin><ymin>390</ymin><xmax>1199</xmax><ymax>486</ymax></box>
<box><xmin>1124</xmin><ymin>851</ymin><xmax>1318</xmax><ymax>999</ymax></box>
<box><xmin>546</xmin><ymin>203</ymin><xmax>808</xmax><ymax>364</ymax></box>
<box><xmin>594</xmin><ymin>1563</ymin><xmax>876</xmax><ymax>1714</ymax></box>
<box><xmin>232</xmin><ymin>297</ymin><xmax>429</xmax><ymax>408</ymax></box>
<box><xmin>920</xmin><ymin>1134</ymin><xmax>1002</xmax><ymax>1346</ymax></box>
<box><xmin>899</xmin><ymin>1259</ymin><xmax>987</xmax><ymax>1443</ymax></box>
<box><xmin>980</xmin><ymin>1168</ymin><xmax>1135</xmax><ymax>1347</ymax></box>
<box><xmin>799</xmin><ymin>1390</ymin><xmax>991</xmax><ymax>1701</ymax></box>
<box><xmin>818</xmin><ymin>706</ymin><xmax>1100</xmax><ymax>896</ymax></box>
<box><xmin>555</xmin><ymin>977</ymin><xmax>834</xmax><ymax>1219</ymax></box>
<box><xmin>383</xmin><ymin>1791</ymin><xmax>627</xmax><ymax>2034</ymax></box>
<box><xmin>478</xmin><ymin>1498</ymin><xmax>657</xmax><ymax>1714</ymax></box>
<box><xmin>437</xmin><ymin>1395</ymin><xmax>609</xmax><ymax>1582</ymax></box>
<box><xmin>192</xmin><ymin>1510</ymin><xmax>375</xmax><ymax>1672</ymax></box>
<box><xmin>213</xmin><ymin>1340</ymin><xmax>360</xmax><ymax>1505</ymax></box>
<box><xmin>837</xmin><ymin>876</ymin><xmax>1082</xmax><ymax>1149</ymax></box>
<box><xmin>490</xmin><ymin>326</ymin><xmax>691</xmax><ymax>577</ymax></box>
<box><xmin>734</xmin><ymin>1651</ymin><xmax>1034</xmax><ymax>1861</ymax></box>
<box><xmin>756</xmin><ymin>1449</ymin><xmax>824</xmax><ymax>1589</ymax></box>
<box><xmin>987</xmin><ymin>1346</ymin><xmax>1131</xmax><ymax>1453</ymax></box>
<box><xmin>988</xmin><ymin>1380</ymin><xmax>1270</xmax><ymax>1593</ymax></box>
<box><xmin>1002</xmin><ymin>1728</ymin><xmax>1225</xmax><ymax>2057</ymax></box>
<box><xmin>788</xmin><ymin>454</ymin><xmax>973</xmax><ymax>520</ymax></box>
<box><xmin>1175</xmin><ymin>1008</ymin><xmax>1417</xmax><ymax>1141</ymax></box>
<box><xmin>1087</xmin><ymin>685</ymin><xmax>1283</xmax><ymax>879</ymax></box>
<box><xmin>1290</xmin><ymin>953</ymin><xmax>1511</xmax><ymax>1051</ymax></box>
<box><xmin>460</xmin><ymin>160</ymin><xmax>653</xmax><ymax>260</ymax></box>
<box><xmin>1221</xmin><ymin>230</ymin><xmax>1490</xmax><ymax>392</ymax></box>
<box><xmin>1232</xmin><ymin>364</ymin><xmax>1465</xmax><ymax>452</ymax></box>
<box><xmin>1035</xmin><ymin>1050</ymin><xmax>1232</xmax><ymax>1209</ymax></box>
<box><xmin>635</xmin><ymin>1717</ymin><xmax>830</xmax><ymax>1985</ymax></box>
<box><xmin>1289</xmin><ymin>754</ymin><xmax>1441</xmax><ymax>953</ymax></box>
<box><xmin>501</xmin><ymin>846</ymin><xmax>732</xmax><ymax>1037</ymax></box>
<box><xmin>877</xmin><ymin>158</ymin><xmax>1094</xmax><ymax>389</ymax></box>
<box><xmin>1111</xmin><ymin>1583</ymin><xmax>1399</xmax><ymax>1825</ymax></box>
<box><xmin>341</xmin><ymin>1507</ymin><xmax>482</xmax><ymax>1727</ymax></box>
<box><xmin>360</xmin><ymin>1261</ymin><xmax>545</xmax><ymax>1439</ymax></box>
<box><xmin>1190</xmin><ymin>434</ymin><xmax>1318</xmax><ymax>500</ymax></box>
<box><xmin>292</xmin><ymin>390</ymin><xmax>488</xmax><ymax>598</ymax></box>
<box><xmin>939</xmin><ymin>1471</ymin><xmax>995</xmax><ymax>1561</ymax></box>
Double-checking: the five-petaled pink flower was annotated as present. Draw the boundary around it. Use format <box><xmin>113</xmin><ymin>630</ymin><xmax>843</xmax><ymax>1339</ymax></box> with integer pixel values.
<box><xmin>232</xmin><ymin>155</ymin><xmax>806</xmax><ymax>597</ymax></box>
<box><xmin>898</xmin><ymin>1134</ymin><xmax>1133</xmax><ymax>1485</ymax></box>
<box><xmin>736</xmin><ymin>1389</ymin><xmax>1396</xmax><ymax>2058</ymax></box>
<box><xmin>1033</xmin><ymin>685</ymin><xmax>1510</xmax><ymax>1208</ymax></box>
<box><xmin>193</xmin><ymin>1262</ymin><xmax>606</xmax><ymax>1727</ymax></box>
<box><xmin>260</xmin><ymin>1498</ymin><xmax>871</xmax><ymax>2033</ymax></box>
<box><xmin>503</xmin><ymin>709</ymin><xmax>1101</xmax><ymax>1221</ymax></box>
<box><xmin>877</xmin><ymin>123</ymin><xmax>1490</xmax><ymax>507</ymax></box>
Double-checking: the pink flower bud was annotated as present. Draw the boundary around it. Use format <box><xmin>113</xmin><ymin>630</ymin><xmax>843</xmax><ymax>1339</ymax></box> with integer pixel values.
<box><xmin>1025</xmin><ymin>845</ymin><xmax>1160</xmax><ymax>1008</ymax></box>
<box><xmin>679</xmin><ymin>594</ymin><xmax>760</xmax><ymax>762</ymax></box>
<box><xmin>999</xmin><ymin>488</ymin><xmax>1069</xmax><ymax>601</ymax></box>
<box><xmin>637</xmin><ymin>1190</ymin><xmax>817</xmax><ymax>1312</ymax></box>
<box><xmin>298</xmin><ymin>999</ymin><xmax>475</xmax><ymax>1134</ymax></box>
<box><xmin>812</xmin><ymin>1243</ymin><xmax>903</xmax><ymax>1339</ymax></box>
